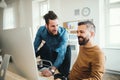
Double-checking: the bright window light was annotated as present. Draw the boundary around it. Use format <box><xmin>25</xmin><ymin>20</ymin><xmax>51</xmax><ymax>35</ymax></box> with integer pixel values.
<box><xmin>110</xmin><ymin>0</ymin><xmax>120</xmax><ymax>3</ymax></box>
<box><xmin>3</xmin><ymin>7</ymin><xmax>15</xmax><ymax>30</ymax></box>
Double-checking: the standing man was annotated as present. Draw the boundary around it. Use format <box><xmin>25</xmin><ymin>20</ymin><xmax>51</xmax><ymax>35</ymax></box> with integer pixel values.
<box><xmin>69</xmin><ymin>21</ymin><xmax>105</xmax><ymax>80</ymax></box>
<box><xmin>34</xmin><ymin>11</ymin><xmax>70</xmax><ymax>77</ymax></box>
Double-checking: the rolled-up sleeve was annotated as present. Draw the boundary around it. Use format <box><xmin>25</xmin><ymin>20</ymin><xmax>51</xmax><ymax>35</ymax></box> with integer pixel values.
<box><xmin>34</xmin><ymin>28</ymin><xmax>42</xmax><ymax>54</ymax></box>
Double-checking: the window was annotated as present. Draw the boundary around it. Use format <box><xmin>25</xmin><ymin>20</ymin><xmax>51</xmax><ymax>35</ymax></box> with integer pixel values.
<box><xmin>3</xmin><ymin>7</ymin><xmax>15</xmax><ymax>30</ymax></box>
<box><xmin>109</xmin><ymin>0</ymin><xmax>120</xmax><ymax>3</ymax></box>
<box><xmin>32</xmin><ymin>0</ymin><xmax>49</xmax><ymax>39</ymax></box>
<box><xmin>39</xmin><ymin>1</ymin><xmax>49</xmax><ymax>26</ymax></box>
<box><xmin>32</xmin><ymin>0</ymin><xmax>49</xmax><ymax>29</ymax></box>
<box><xmin>105</xmin><ymin>0</ymin><xmax>120</xmax><ymax>48</ymax></box>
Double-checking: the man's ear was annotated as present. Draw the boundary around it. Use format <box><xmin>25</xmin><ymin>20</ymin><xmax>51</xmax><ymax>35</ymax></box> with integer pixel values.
<box><xmin>90</xmin><ymin>31</ymin><xmax>95</xmax><ymax>37</ymax></box>
<box><xmin>45</xmin><ymin>24</ymin><xmax>47</xmax><ymax>28</ymax></box>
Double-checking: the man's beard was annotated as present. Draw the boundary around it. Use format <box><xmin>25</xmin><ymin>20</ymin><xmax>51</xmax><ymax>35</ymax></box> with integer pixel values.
<box><xmin>47</xmin><ymin>27</ymin><xmax>58</xmax><ymax>36</ymax></box>
<box><xmin>78</xmin><ymin>36</ymin><xmax>89</xmax><ymax>45</ymax></box>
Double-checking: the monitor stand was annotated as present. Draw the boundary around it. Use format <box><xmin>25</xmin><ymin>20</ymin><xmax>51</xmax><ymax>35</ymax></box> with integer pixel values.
<box><xmin>0</xmin><ymin>54</ymin><xmax>11</xmax><ymax>80</ymax></box>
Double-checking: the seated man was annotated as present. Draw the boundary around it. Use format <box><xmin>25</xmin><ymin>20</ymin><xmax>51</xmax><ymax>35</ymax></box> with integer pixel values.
<box><xmin>69</xmin><ymin>21</ymin><xmax>105</xmax><ymax>80</ymax></box>
<box><xmin>34</xmin><ymin>11</ymin><xmax>70</xmax><ymax>78</ymax></box>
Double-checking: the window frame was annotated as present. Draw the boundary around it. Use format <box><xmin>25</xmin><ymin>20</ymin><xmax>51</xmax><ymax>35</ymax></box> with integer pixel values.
<box><xmin>3</xmin><ymin>6</ymin><xmax>16</xmax><ymax>30</ymax></box>
<box><xmin>32</xmin><ymin>0</ymin><xmax>49</xmax><ymax>39</ymax></box>
<box><xmin>105</xmin><ymin>0</ymin><xmax>120</xmax><ymax>48</ymax></box>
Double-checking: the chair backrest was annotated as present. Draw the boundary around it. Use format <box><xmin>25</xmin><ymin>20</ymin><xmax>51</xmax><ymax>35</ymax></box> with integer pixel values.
<box><xmin>37</xmin><ymin>45</ymin><xmax>72</xmax><ymax>77</ymax></box>
<box><xmin>0</xmin><ymin>54</ymin><xmax>11</xmax><ymax>80</ymax></box>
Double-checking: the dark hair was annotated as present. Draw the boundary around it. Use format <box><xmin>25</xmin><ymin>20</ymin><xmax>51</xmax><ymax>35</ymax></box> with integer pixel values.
<box><xmin>78</xmin><ymin>20</ymin><xmax>96</xmax><ymax>32</ymax></box>
<box><xmin>43</xmin><ymin>11</ymin><xmax>58</xmax><ymax>25</ymax></box>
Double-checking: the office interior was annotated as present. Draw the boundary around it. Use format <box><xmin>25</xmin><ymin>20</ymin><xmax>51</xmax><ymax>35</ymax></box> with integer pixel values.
<box><xmin>0</xmin><ymin>0</ymin><xmax>120</xmax><ymax>80</ymax></box>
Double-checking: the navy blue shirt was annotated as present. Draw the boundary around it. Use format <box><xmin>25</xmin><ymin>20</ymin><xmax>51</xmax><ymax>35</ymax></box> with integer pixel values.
<box><xmin>34</xmin><ymin>26</ymin><xmax>68</xmax><ymax>68</ymax></box>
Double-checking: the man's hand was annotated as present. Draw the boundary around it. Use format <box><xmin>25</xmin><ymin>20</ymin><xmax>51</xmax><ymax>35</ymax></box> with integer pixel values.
<box><xmin>41</xmin><ymin>68</ymin><xmax>53</xmax><ymax>77</ymax></box>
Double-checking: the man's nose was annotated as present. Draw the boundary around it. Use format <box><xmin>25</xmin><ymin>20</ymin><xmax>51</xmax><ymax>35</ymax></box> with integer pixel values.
<box><xmin>77</xmin><ymin>31</ymin><xmax>81</xmax><ymax>36</ymax></box>
<box><xmin>54</xmin><ymin>26</ymin><xmax>58</xmax><ymax>29</ymax></box>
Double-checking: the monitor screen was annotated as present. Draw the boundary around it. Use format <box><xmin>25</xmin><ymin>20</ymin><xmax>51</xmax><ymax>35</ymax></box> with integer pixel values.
<box><xmin>1</xmin><ymin>27</ymin><xmax>40</xmax><ymax>80</ymax></box>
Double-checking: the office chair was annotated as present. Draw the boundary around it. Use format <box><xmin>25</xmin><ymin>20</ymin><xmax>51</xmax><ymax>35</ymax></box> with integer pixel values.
<box><xmin>37</xmin><ymin>45</ymin><xmax>71</xmax><ymax>78</ymax></box>
<box><xmin>38</xmin><ymin>59</ymin><xmax>53</xmax><ymax>71</ymax></box>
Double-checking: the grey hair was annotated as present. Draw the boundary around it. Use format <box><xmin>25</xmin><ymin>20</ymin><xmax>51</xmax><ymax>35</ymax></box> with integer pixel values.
<box><xmin>78</xmin><ymin>20</ymin><xmax>95</xmax><ymax>32</ymax></box>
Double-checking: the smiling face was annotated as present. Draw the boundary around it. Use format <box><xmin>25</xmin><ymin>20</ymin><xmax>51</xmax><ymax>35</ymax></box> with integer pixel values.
<box><xmin>46</xmin><ymin>19</ymin><xmax>59</xmax><ymax>35</ymax></box>
<box><xmin>77</xmin><ymin>24</ymin><xmax>91</xmax><ymax>46</ymax></box>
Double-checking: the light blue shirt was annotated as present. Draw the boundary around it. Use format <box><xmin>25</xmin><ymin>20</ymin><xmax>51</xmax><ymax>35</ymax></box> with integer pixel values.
<box><xmin>34</xmin><ymin>26</ymin><xmax>68</xmax><ymax>68</ymax></box>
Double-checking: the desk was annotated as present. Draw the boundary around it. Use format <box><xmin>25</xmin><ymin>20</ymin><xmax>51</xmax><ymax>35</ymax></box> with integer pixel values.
<box><xmin>0</xmin><ymin>64</ymin><xmax>54</xmax><ymax>80</ymax></box>
<box><xmin>5</xmin><ymin>70</ymin><xmax>54</xmax><ymax>80</ymax></box>
<box><xmin>0</xmin><ymin>56</ymin><xmax>55</xmax><ymax>80</ymax></box>
<box><xmin>5</xmin><ymin>70</ymin><xmax>27</xmax><ymax>80</ymax></box>
<box><xmin>0</xmin><ymin>63</ymin><xmax>26</xmax><ymax>80</ymax></box>
<box><xmin>38</xmin><ymin>72</ymin><xmax>54</xmax><ymax>80</ymax></box>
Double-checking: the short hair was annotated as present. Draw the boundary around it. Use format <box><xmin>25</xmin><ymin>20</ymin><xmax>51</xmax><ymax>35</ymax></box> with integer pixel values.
<box><xmin>43</xmin><ymin>11</ymin><xmax>58</xmax><ymax>25</ymax></box>
<box><xmin>78</xmin><ymin>20</ymin><xmax>95</xmax><ymax>32</ymax></box>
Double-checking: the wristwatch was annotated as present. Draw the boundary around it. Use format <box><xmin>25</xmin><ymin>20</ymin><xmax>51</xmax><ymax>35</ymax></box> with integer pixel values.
<box><xmin>49</xmin><ymin>68</ymin><xmax>55</xmax><ymax>75</ymax></box>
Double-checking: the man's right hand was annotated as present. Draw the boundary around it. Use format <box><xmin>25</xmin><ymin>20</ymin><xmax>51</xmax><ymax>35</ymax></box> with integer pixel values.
<box><xmin>41</xmin><ymin>68</ymin><xmax>53</xmax><ymax>77</ymax></box>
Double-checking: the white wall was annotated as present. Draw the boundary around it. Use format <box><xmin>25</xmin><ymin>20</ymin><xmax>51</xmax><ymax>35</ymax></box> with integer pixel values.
<box><xmin>49</xmin><ymin>0</ymin><xmax>120</xmax><ymax>72</ymax></box>
<box><xmin>18</xmin><ymin>0</ymin><xmax>32</xmax><ymax>28</ymax></box>
<box><xmin>1</xmin><ymin>0</ymin><xmax>120</xmax><ymax>72</ymax></box>
<box><xmin>103</xmin><ymin>48</ymin><xmax>120</xmax><ymax>72</ymax></box>
<box><xmin>49</xmin><ymin>0</ymin><xmax>100</xmax><ymax>44</ymax></box>
<box><xmin>49</xmin><ymin>0</ymin><xmax>101</xmax><ymax>68</ymax></box>
<box><xmin>0</xmin><ymin>8</ymin><xmax>3</xmax><ymax>50</ymax></box>
<box><xmin>1</xmin><ymin>0</ymin><xmax>100</xmax><ymax>44</ymax></box>
<box><xmin>4</xmin><ymin>0</ymin><xmax>33</xmax><ymax>28</ymax></box>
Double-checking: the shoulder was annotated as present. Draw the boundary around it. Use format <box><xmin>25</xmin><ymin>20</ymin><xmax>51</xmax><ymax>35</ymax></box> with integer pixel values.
<box><xmin>58</xmin><ymin>26</ymin><xmax>68</xmax><ymax>35</ymax></box>
<box><xmin>36</xmin><ymin>26</ymin><xmax>47</xmax><ymax>37</ymax></box>
<box><xmin>37</xmin><ymin>26</ymin><xmax>46</xmax><ymax>33</ymax></box>
<box><xmin>93</xmin><ymin>45</ymin><xmax>105</xmax><ymax>58</ymax></box>
<box><xmin>38</xmin><ymin>26</ymin><xmax>46</xmax><ymax>31</ymax></box>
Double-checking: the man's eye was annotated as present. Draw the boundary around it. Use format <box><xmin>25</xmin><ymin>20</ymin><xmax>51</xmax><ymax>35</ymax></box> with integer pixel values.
<box><xmin>76</xmin><ymin>31</ymin><xmax>80</xmax><ymax>33</ymax></box>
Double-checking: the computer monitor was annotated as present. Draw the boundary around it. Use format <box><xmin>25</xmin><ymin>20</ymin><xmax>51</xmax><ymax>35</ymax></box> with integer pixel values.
<box><xmin>1</xmin><ymin>27</ymin><xmax>44</xmax><ymax>80</ymax></box>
